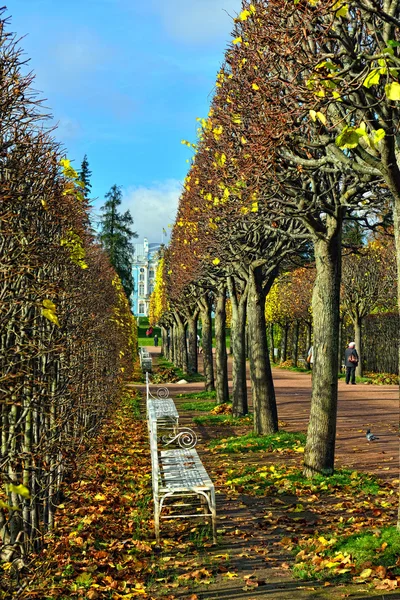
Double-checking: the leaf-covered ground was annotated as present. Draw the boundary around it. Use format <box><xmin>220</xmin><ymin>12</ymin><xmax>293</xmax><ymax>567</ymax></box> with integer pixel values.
<box><xmin>5</xmin><ymin>373</ymin><xmax>400</xmax><ymax>600</ymax></box>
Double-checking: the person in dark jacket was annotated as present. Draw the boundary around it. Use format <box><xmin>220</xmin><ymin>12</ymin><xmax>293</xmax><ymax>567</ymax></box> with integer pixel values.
<box><xmin>344</xmin><ymin>342</ymin><xmax>359</xmax><ymax>385</ymax></box>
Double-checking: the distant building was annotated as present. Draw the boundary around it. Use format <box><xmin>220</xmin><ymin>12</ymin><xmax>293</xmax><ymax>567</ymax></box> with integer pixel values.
<box><xmin>131</xmin><ymin>238</ymin><xmax>162</xmax><ymax>316</ymax></box>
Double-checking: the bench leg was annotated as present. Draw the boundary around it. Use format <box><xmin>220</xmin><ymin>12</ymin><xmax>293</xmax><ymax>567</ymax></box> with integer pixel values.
<box><xmin>210</xmin><ymin>489</ymin><xmax>217</xmax><ymax>544</ymax></box>
<box><xmin>154</xmin><ymin>501</ymin><xmax>161</xmax><ymax>545</ymax></box>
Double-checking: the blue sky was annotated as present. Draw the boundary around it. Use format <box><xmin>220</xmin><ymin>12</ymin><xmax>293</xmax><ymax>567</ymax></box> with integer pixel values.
<box><xmin>10</xmin><ymin>0</ymin><xmax>241</xmax><ymax>242</ymax></box>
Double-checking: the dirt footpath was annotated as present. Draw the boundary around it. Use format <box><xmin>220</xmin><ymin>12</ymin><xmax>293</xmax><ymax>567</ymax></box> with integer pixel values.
<box><xmin>148</xmin><ymin>347</ymin><xmax>399</xmax><ymax>481</ymax></box>
<box><xmin>143</xmin><ymin>348</ymin><xmax>399</xmax><ymax>600</ymax></box>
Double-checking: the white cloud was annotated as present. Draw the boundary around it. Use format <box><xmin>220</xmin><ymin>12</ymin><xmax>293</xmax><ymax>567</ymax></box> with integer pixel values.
<box><xmin>122</xmin><ymin>179</ymin><xmax>182</xmax><ymax>243</ymax></box>
<box><xmin>150</xmin><ymin>0</ymin><xmax>241</xmax><ymax>45</ymax></box>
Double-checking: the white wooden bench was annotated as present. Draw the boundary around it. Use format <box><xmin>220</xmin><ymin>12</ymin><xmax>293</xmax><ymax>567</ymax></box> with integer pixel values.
<box><xmin>139</xmin><ymin>348</ymin><xmax>153</xmax><ymax>372</ymax></box>
<box><xmin>146</xmin><ymin>372</ymin><xmax>179</xmax><ymax>431</ymax></box>
<box><xmin>149</xmin><ymin>413</ymin><xmax>217</xmax><ymax>545</ymax></box>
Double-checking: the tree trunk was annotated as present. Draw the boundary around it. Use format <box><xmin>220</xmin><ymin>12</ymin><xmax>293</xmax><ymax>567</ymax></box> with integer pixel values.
<box><xmin>227</xmin><ymin>276</ymin><xmax>248</xmax><ymax>416</ymax></box>
<box><xmin>172</xmin><ymin>323</ymin><xmax>178</xmax><ymax>366</ymax></box>
<box><xmin>168</xmin><ymin>326</ymin><xmax>173</xmax><ymax>362</ymax></box>
<box><xmin>304</xmin><ymin>231</ymin><xmax>342</xmax><ymax>477</ymax></box>
<box><xmin>215</xmin><ymin>287</ymin><xmax>229</xmax><ymax>404</ymax></box>
<box><xmin>354</xmin><ymin>314</ymin><xmax>362</xmax><ymax>377</ymax></box>
<box><xmin>281</xmin><ymin>323</ymin><xmax>289</xmax><ymax>362</ymax></box>
<box><xmin>292</xmin><ymin>320</ymin><xmax>300</xmax><ymax>367</ymax></box>
<box><xmin>247</xmin><ymin>266</ymin><xmax>278</xmax><ymax>435</ymax></box>
<box><xmin>161</xmin><ymin>326</ymin><xmax>168</xmax><ymax>358</ymax></box>
<box><xmin>269</xmin><ymin>323</ymin><xmax>275</xmax><ymax>363</ymax></box>
<box><xmin>199</xmin><ymin>296</ymin><xmax>215</xmax><ymax>392</ymax></box>
<box><xmin>305</xmin><ymin>321</ymin><xmax>312</xmax><ymax>371</ymax></box>
<box><xmin>338</xmin><ymin>319</ymin><xmax>343</xmax><ymax>375</ymax></box>
<box><xmin>186</xmin><ymin>315</ymin><xmax>198</xmax><ymax>374</ymax></box>
<box><xmin>175</xmin><ymin>313</ymin><xmax>188</xmax><ymax>373</ymax></box>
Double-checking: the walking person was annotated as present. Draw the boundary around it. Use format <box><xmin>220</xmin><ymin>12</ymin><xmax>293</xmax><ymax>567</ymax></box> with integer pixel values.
<box><xmin>154</xmin><ymin>334</ymin><xmax>158</xmax><ymax>347</ymax></box>
<box><xmin>344</xmin><ymin>341</ymin><xmax>359</xmax><ymax>385</ymax></box>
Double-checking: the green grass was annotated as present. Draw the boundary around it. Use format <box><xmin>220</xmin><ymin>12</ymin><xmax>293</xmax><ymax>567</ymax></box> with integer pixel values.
<box><xmin>124</xmin><ymin>390</ymin><xmax>141</xmax><ymax>419</ymax></box>
<box><xmin>182</xmin><ymin>401</ymin><xmax>217</xmax><ymax>412</ymax></box>
<box><xmin>271</xmin><ymin>361</ymin><xmax>311</xmax><ymax>374</ymax></box>
<box><xmin>176</xmin><ymin>390</ymin><xmax>217</xmax><ymax>400</ymax></box>
<box><xmin>209</xmin><ymin>430</ymin><xmax>305</xmax><ymax>453</ymax></box>
<box><xmin>333</xmin><ymin>527</ymin><xmax>400</xmax><ymax>569</ymax></box>
<box><xmin>222</xmin><ymin>464</ymin><xmax>382</xmax><ymax>497</ymax></box>
<box><xmin>293</xmin><ymin>527</ymin><xmax>400</xmax><ymax>582</ymax></box>
<box><xmin>194</xmin><ymin>414</ymin><xmax>253</xmax><ymax>426</ymax></box>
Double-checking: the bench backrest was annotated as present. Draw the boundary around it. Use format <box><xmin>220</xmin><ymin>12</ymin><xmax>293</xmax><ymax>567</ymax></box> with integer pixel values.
<box><xmin>148</xmin><ymin>414</ymin><xmax>159</xmax><ymax>498</ymax></box>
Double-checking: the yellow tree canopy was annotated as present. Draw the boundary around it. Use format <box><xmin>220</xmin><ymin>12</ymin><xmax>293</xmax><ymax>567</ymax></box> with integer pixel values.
<box><xmin>149</xmin><ymin>257</ymin><xmax>169</xmax><ymax>326</ymax></box>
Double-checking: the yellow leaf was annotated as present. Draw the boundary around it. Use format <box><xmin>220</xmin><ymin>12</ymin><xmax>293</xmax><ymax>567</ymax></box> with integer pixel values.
<box><xmin>241</xmin><ymin>136</ymin><xmax>247</xmax><ymax>144</ymax></box>
<box><xmin>318</xmin><ymin>536</ymin><xmax>330</xmax><ymax>545</ymax></box>
<box><xmin>309</xmin><ymin>110</ymin><xmax>317</xmax><ymax>121</ymax></box>
<box><xmin>232</xmin><ymin>36</ymin><xmax>242</xmax><ymax>45</ymax></box>
<box><xmin>358</xmin><ymin>568</ymin><xmax>373</xmax><ymax>580</ymax></box>
<box><xmin>363</xmin><ymin>69</ymin><xmax>381</xmax><ymax>88</ymax></box>
<box><xmin>8</xmin><ymin>484</ymin><xmax>30</xmax><ymax>498</ymax></box>
<box><xmin>385</xmin><ymin>81</ymin><xmax>400</xmax><ymax>100</ymax></box>
<box><xmin>212</xmin><ymin>258</ymin><xmax>220</xmax><ymax>265</ymax></box>
<box><xmin>252</xmin><ymin>83</ymin><xmax>259</xmax><ymax>90</ymax></box>
<box><xmin>238</xmin><ymin>9</ymin><xmax>251</xmax><ymax>20</ymax></box>
<box><xmin>224</xmin><ymin>571</ymin><xmax>238</xmax><ymax>578</ymax></box>
<box><xmin>41</xmin><ymin>198</ymin><xmax>48</xmax><ymax>210</ymax></box>
<box><xmin>332</xmin><ymin>1</ymin><xmax>348</xmax><ymax>17</ymax></box>
<box><xmin>215</xmin><ymin>152</ymin><xmax>227</xmax><ymax>167</ymax></box>
<box><xmin>94</xmin><ymin>493</ymin><xmax>106</xmax><ymax>501</ymax></box>
<box><xmin>294</xmin><ymin>446</ymin><xmax>305</xmax><ymax>453</ymax></box>
<box><xmin>42</xmin><ymin>309</ymin><xmax>60</xmax><ymax>327</ymax></box>
<box><xmin>316</xmin><ymin>111</ymin><xmax>326</xmax><ymax>125</ymax></box>
<box><xmin>43</xmin><ymin>299</ymin><xmax>56</xmax><ymax>311</ymax></box>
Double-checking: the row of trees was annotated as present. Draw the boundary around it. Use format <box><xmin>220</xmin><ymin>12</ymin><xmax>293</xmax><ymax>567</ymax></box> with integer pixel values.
<box><xmin>267</xmin><ymin>234</ymin><xmax>397</xmax><ymax>375</ymax></box>
<box><xmin>0</xmin><ymin>14</ymin><xmax>136</xmax><ymax>566</ymax></box>
<box><xmin>150</xmin><ymin>0</ymin><xmax>400</xmax><ymax>499</ymax></box>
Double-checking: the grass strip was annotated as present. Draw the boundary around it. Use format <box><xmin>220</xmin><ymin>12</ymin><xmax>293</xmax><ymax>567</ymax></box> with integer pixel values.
<box><xmin>209</xmin><ymin>430</ymin><xmax>305</xmax><ymax>453</ymax></box>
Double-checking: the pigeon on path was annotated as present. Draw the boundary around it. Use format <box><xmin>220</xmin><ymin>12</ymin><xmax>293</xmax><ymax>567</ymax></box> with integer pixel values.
<box><xmin>366</xmin><ymin>429</ymin><xmax>379</xmax><ymax>442</ymax></box>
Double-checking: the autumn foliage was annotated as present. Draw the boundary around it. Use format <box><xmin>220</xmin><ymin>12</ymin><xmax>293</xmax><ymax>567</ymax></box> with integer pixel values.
<box><xmin>0</xmin><ymin>12</ymin><xmax>136</xmax><ymax>565</ymax></box>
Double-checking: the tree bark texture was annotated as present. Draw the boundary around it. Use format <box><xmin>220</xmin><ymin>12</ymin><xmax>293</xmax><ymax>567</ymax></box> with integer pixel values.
<box><xmin>269</xmin><ymin>323</ymin><xmax>275</xmax><ymax>363</ymax></box>
<box><xmin>227</xmin><ymin>276</ymin><xmax>248</xmax><ymax>416</ymax></box>
<box><xmin>247</xmin><ymin>267</ymin><xmax>278</xmax><ymax>435</ymax></box>
<box><xmin>199</xmin><ymin>296</ymin><xmax>215</xmax><ymax>392</ymax></box>
<box><xmin>186</xmin><ymin>315</ymin><xmax>198</xmax><ymax>374</ymax></box>
<box><xmin>306</xmin><ymin>321</ymin><xmax>312</xmax><ymax>371</ymax></box>
<box><xmin>281</xmin><ymin>323</ymin><xmax>289</xmax><ymax>362</ymax></box>
<box><xmin>292</xmin><ymin>320</ymin><xmax>300</xmax><ymax>367</ymax></box>
<box><xmin>354</xmin><ymin>314</ymin><xmax>362</xmax><ymax>377</ymax></box>
<box><xmin>174</xmin><ymin>313</ymin><xmax>188</xmax><ymax>373</ymax></box>
<box><xmin>215</xmin><ymin>287</ymin><xmax>229</xmax><ymax>404</ymax></box>
<box><xmin>304</xmin><ymin>232</ymin><xmax>342</xmax><ymax>477</ymax></box>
